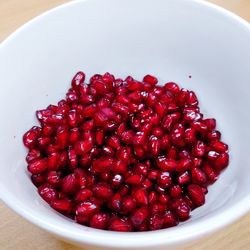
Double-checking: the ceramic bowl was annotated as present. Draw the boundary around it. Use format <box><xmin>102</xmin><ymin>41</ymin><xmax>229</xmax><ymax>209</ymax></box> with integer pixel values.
<box><xmin>0</xmin><ymin>0</ymin><xmax>250</xmax><ymax>249</ymax></box>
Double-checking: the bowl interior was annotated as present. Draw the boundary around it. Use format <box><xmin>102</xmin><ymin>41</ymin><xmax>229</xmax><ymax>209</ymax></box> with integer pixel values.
<box><xmin>0</xmin><ymin>0</ymin><xmax>250</xmax><ymax>248</ymax></box>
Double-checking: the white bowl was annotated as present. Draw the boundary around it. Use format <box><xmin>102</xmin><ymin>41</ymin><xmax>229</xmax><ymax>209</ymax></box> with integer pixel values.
<box><xmin>0</xmin><ymin>0</ymin><xmax>250</xmax><ymax>249</ymax></box>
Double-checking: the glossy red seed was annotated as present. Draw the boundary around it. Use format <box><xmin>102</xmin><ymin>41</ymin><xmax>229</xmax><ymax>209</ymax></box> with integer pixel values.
<box><xmin>38</xmin><ymin>183</ymin><xmax>57</xmax><ymax>203</ymax></box>
<box><xmin>76</xmin><ymin>201</ymin><xmax>99</xmax><ymax>217</ymax></box>
<box><xmin>26</xmin><ymin>149</ymin><xmax>41</xmax><ymax>163</ymax></box>
<box><xmin>125</xmin><ymin>174</ymin><xmax>143</xmax><ymax>185</ymax></box>
<box><xmin>143</xmin><ymin>75</ymin><xmax>158</xmax><ymax>85</ymax></box>
<box><xmin>157</xmin><ymin>157</ymin><xmax>177</xmax><ymax>171</ymax></box>
<box><xmin>93</xmin><ymin>183</ymin><xmax>113</xmax><ymax>201</ymax></box>
<box><xmin>214</xmin><ymin>152</ymin><xmax>229</xmax><ymax>171</ymax></box>
<box><xmin>90</xmin><ymin>213</ymin><xmax>109</xmax><ymax>229</ymax></box>
<box><xmin>75</xmin><ymin>189</ymin><xmax>93</xmax><ymax>203</ymax></box>
<box><xmin>23</xmin><ymin>126</ymin><xmax>41</xmax><ymax>149</ymax></box>
<box><xmin>134</xmin><ymin>188</ymin><xmax>148</xmax><ymax>205</ymax></box>
<box><xmin>61</xmin><ymin>173</ymin><xmax>79</xmax><ymax>194</ymax></box>
<box><xmin>72</xmin><ymin>71</ymin><xmax>85</xmax><ymax>89</ymax></box>
<box><xmin>164</xmin><ymin>82</ymin><xmax>180</xmax><ymax>94</ymax></box>
<box><xmin>109</xmin><ymin>217</ymin><xmax>133</xmax><ymax>232</ymax></box>
<box><xmin>122</xmin><ymin>196</ymin><xmax>137</xmax><ymax>213</ymax></box>
<box><xmin>210</xmin><ymin>141</ymin><xmax>228</xmax><ymax>153</ymax></box>
<box><xmin>163</xmin><ymin>211</ymin><xmax>178</xmax><ymax>228</ymax></box>
<box><xmin>158</xmin><ymin>172</ymin><xmax>172</xmax><ymax>189</ymax></box>
<box><xmin>188</xmin><ymin>184</ymin><xmax>205</xmax><ymax>207</ymax></box>
<box><xmin>31</xmin><ymin>173</ymin><xmax>46</xmax><ymax>187</ymax></box>
<box><xmin>149</xmin><ymin>214</ymin><xmax>164</xmax><ymax>230</ymax></box>
<box><xmin>50</xmin><ymin>199</ymin><xmax>73</xmax><ymax>214</ymax></box>
<box><xmin>28</xmin><ymin>158</ymin><xmax>47</xmax><ymax>174</ymax></box>
<box><xmin>131</xmin><ymin>207</ymin><xmax>149</xmax><ymax>227</ymax></box>
<box><xmin>191</xmin><ymin>168</ymin><xmax>207</xmax><ymax>185</ymax></box>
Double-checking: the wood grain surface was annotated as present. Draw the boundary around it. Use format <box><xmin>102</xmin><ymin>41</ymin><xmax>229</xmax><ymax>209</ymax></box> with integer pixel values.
<box><xmin>0</xmin><ymin>1</ymin><xmax>249</xmax><ymax>249</ymax></box>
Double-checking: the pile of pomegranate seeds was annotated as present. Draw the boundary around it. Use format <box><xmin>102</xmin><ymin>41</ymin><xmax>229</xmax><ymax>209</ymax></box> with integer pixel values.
<box><xmin>23</xmin><ymin>72</ymin><xmax>229</xmax><ymax>231</ymax></box>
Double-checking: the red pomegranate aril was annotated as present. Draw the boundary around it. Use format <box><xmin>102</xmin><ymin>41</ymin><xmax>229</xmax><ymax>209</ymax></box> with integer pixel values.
<box><xmin>74</xmin><ymin>140</ymin><xmax>93</xmax><ymax>155</ymax></box>
<box><xmin>51</xmin><ymin>199</ymin><xmax>73</xmax><ymax>214</ymax></box>
<box><xmin>109</xmin><ymin>217</ymin><xmax>133</xmax><ymax>232</ymax></box>
<box><xmin>158</xmin><ymin>171</ymin><xmax>172</xmax><ymax>189</ymax></box>
<box><xmin>188</xmin><ymin>184</ymin><xmax>205</xmax><ymax>207</ymax></box>
<box><xmin>24</xmin><ymin>71</ymin><xmax>229</xmax><ymax>231</ymax></box>
<box><xmin>210</xmin><ymin>141</ymin><xmax>228</xmax><ymax>153</ymax></box>
<box><xmin>157</xmin><ymin>157</ymin><xmax>177</xmax><ymax>172</ymax></box>
<box><xmin>75</xmin><ymin>189</ymin><xmax>93</xmax><ymax>203</ymax></box>
<box><xmin>72</xmin><ymin>71</ymin><xmax>85</xmax><ymax>89</ymax></box>
<box><xmin>163</xmin><ymin>211</ymin><xmax>178</xmax><ymax>228</ymax></box>
<box><xmin>164</xmin><ymin>82</ymin><xmax>180</xmax><ymax>94</ymax></box>
<box><xmin>90</xmin><ymin>213</ymin><xmax>109</xmax><ymax>229</ymax></box>
<box><xmin>61</xmin><ymin>173</ymin><xmax>79</xmax><ymax>194</ymax></box>
<box><xmin>134</xmin><ymin>188</ymin><xmax>148</xmax><ymax>205</ymax></box>
<box><xmin>148</xmin><ymin>191</ymin><xmax>158</xmax><ymax>204</ymax></box>
<box><xmin>158</xmin><ymin>193</ymin><xmax>170</xmax><ymax>205</ymax></box>
<box><xmin>207</xmin><ymin>150</ymin><xmax>220</xmax><ymax>161</ymax></box>
<box><xmin>28</xmin><ymin>158</ymin><xmax>47</xmax><ymax>174</ymax></box>
<box><xmin>149</xmin><ymin>214</ymin><xmax>164</xmax><ymax>230</ymax></box>
<box><xmin>93</xmin><ymin>183</ymin><xmax>113</xmax><ymax>201</ymax></box>
<box><xmin>214</xmin><ymin>152</ymin><xmax>229</xmax><ymax>171</ymax></box>
<box><xmin>191</xmin><ymin>168</ymin><xmax>207</xmax><ymax>185</ymax></box>
<box><xmin>131</xmin><ymin>207</ymin><xmax>149</xmax><ymax>227</ymax></box>
<box><xmin>186</xmin><ymin>91</ymin><xmax>198</xmax><ymax>106</ymax></box>
<box><xmin>175</xmin><ymin>202</ymin><xmax>191</xmax><ymax>221</ymax></box>
<box><xmin>204</xmin><ymin>118</ymin><xmax>216</xmax><ymax>131</ymax></box>
<box><xmin>26</xmin><ymin>149</ymin><xmax>41</xmax><ymax>163</ymax></box>
<box><xmin>143</xmin><ymin>74</ymin><xmax>158</xmax><ymax>85</ymax></box>
<box><xmin>31</xmin><ymin>173</ymin><xmax>46</xmax><ymax>187</ymax></box>
<box><xmin>192</xmin><ymin>141</ymin><xmax>206</xmax><ymax>157</ymax></box>
<box><xmin>176</xmin><ymin>158</ymin><xmax>192</xmax><ymax>172</ymax></box>
<box><xmin>178</xmin><ymin>171</ymin><xmax>191</xmax><ymax>185</ymax></box>
<box><xmin>203</xmin><ymin>164</ymin><xmax>218</xmax><ymax>183</ymax></box>
<box><xmin>76</xmin><ymin>201</ymin><xmax>99</xmax><ymax>217</ymax></box>
<box><xmin>125</xmin><ymin>174</ymin><xmax>143</xmax><ymax>185</ymax></box>
<box><xmin>122</xmin><ymin>196</ymin><xmax>137</xmax><ymax>213</ymax></box>
<box><xmin>38</xmin><ymin>183</ymin><xmax>58</xmax><ymax>203</ymax></box>
<box><xmin>170</xmin><ymin>185</ymin><xmax>182</xmax><ymax>198</ymax></box>
<box><xmin>207</xmin><ymin>130</ymin><xmax>221</xmax><ymax>141</ymax></box>
<box><xmin>47</xmin><ymin>152</ymin><xmax>60</xmax><ymax>171</ymax></box>
<box><xmin>46</xmin><ymin>171</ymin><xmax>61</xmax><ymax>187</ymax></box>
<box><xmin>23</xmin><ymin>126</ymin><xmax>41</xmax><ymax>149</ymax></box>
<box><xmin>109</xmin><ymin>193</ymin><xmax>122</xmax><ymax>211</ymax></box>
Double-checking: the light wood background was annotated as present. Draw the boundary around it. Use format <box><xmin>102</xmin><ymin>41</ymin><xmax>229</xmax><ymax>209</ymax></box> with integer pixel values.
<box><xmin>0</xmin><ymin>1</ymin><xmax>249</xmax><ymax>249</ymax></box>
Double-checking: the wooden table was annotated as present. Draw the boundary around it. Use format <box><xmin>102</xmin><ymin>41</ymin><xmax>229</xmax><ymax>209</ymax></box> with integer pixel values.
<box><xmin>0</xmin><ymin>1</ymin><xmax>249</xmax><ymax>249</ymax></box>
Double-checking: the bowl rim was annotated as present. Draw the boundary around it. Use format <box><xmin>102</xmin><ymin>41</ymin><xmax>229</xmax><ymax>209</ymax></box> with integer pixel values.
<box><xmin>0</xmin><ymin>0</ymin><xmax>250</xmax><ymax>248</ymax></box>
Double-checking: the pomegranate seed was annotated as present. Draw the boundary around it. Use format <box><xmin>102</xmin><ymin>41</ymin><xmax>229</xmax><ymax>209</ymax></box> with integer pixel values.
<box><xmin>38</xmin><ymin>183</ymin><xmax>57</xmax><ymax>203</ymax></box>
<box><xmin>134</xmin><ymin>188</ymin><xmax>148</xmax><ymax>205</ymax></box>
<box><xmin>191</xmin><ymin>168</ymin><xmax>207</xmax><ymax>185</ymax></box>
<box><xmin>26</xmin><ymin>149</ymin><xmax>41</xmax><ymax>163</ymax></box>
<box><xmin>28</xmin><ymin>158</ymin><xmax>47</xmax><ymax>174</ymax></box>
<box><xmin>158</xmin><ymin>172</ymin><xmax>172</xmax><ymax>188</ymax></box>
<box><xmin>149</xmin><ymin>214</ymin><xmax>164</xmax><ymax>230</ymax></box>
<box><xmin>163</xmin><ymin>211</ymin><xmax>178</xmax><ymax>228</ymax></box>
<box><xmin>23</xmin><ymin>126</ymin><xmax>41</xmax><ymax>149</ymax></box>
<box><xmin>188</xmin><ymin>184</ymin><xmax>205</xmax><ymax>207</ymax></box>
<box><xmin>90</xmin><ymin>213</ymin><xmax>109</xmax><ymax>229</ymax></box>
<box><xmin>131</xmin><ymin>207</ymin><xmax>149</xmax><ymax>227</ymax></box>
<box><xmin>72</xmin><ymin>71</ymin><xmax>85</xmax><ymax>89</ymax></box>
<box><xmin>122</xmin><ymin>196</ymin><xmax>137</xmax><ymax>213</ymax></box>
<box><xmin>143</xmin><ymin>75</ymin><xmax>158</xmax><ymax>85</ymax></box>
<box><xmin>109</xmin><ymin>217</ymin><xmax>133</xmax><ymax>232</ymax></box>
<box><xmin>31</xmin><ymin>173</ymin><xmax>46</xmax><ymax>187</ymax></box>
<box><xmin>61</xmin><ymin>173</ymin><xmax>79</xmax><ymax>194</ymax></box>
<box><xmin>164</xmin><ymin>82</ymin><xmax>180</xmax><ymax>94</ymax></box>
<box><xmin>75</xmin><ymin>189</ymin><xmax>93</xmax><ymax>203</ymax></box>
<box><xmin>76</xmin><ymin>201</ymin><xmax>99</xmax><ymax>217</ymax></box>
<box><xmin>93</xmin><ymin>183</ymin><xmax>113</xmax><ymax>201</ymax></box>
<box><xmin>50</xmin><ymin>199</ymin><xmax>73</xmax><ymax>214</ymax></box>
